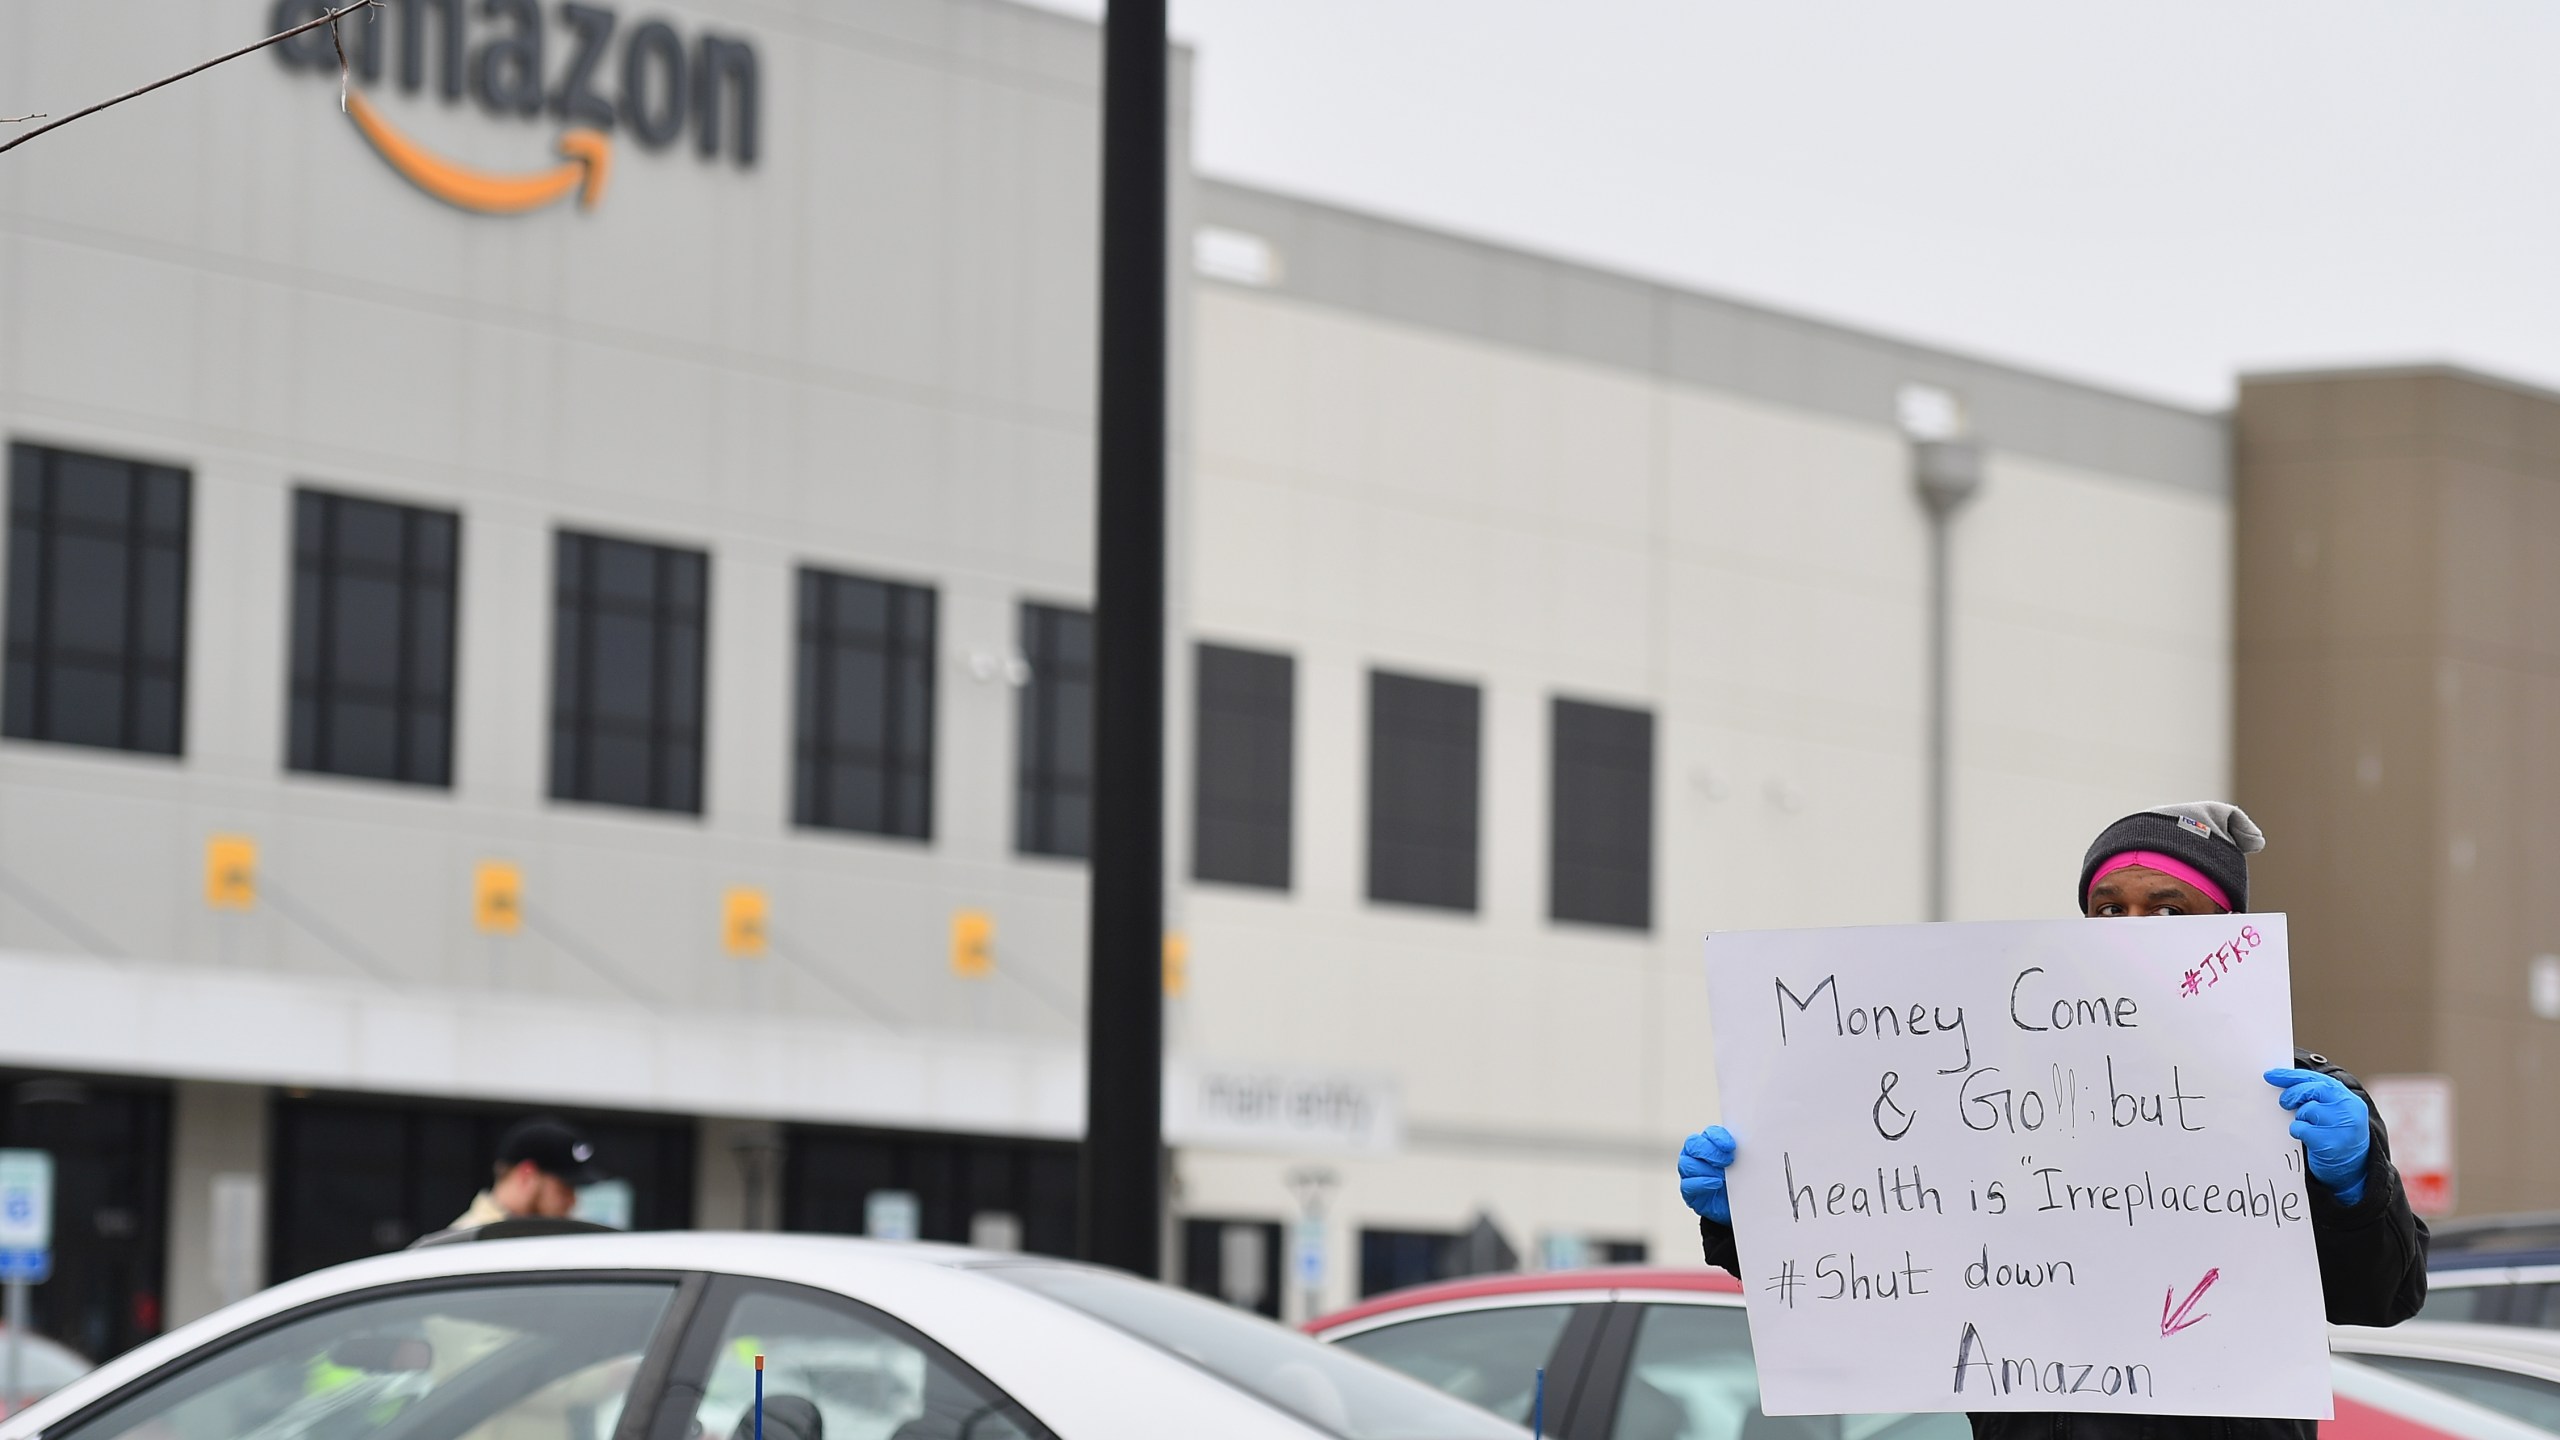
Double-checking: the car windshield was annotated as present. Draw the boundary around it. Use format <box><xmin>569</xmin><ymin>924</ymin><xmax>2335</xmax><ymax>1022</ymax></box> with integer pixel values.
<box><xmin>982</xmin><ymin>1264</ymin><xmax>1524</xmax><ymax>1440</ymax></box>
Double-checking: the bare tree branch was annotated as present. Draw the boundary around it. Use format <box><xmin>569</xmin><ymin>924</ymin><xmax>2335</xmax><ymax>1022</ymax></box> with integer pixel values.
<box><xmin>0</xmin><ymin>0</ymin><xmax>376</xmax><ymax>157</ymax></box>
<box><xmin>2</xmin><ymin>115</ymin><xmax>47</xmax><ymax>125</ymax></box>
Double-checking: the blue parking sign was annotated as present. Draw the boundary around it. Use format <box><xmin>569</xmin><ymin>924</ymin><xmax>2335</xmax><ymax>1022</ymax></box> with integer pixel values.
<box><xmin>0</xmin><ymin>1150</ymin><xmax>53</xmax><ymax>1286</ymax></box>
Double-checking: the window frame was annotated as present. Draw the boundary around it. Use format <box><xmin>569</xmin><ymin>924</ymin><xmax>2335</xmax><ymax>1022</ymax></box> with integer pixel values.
<box><xmin>1014</xmin><ymin>600</ymin><xmax>1094</xmax><ymax>860</ymax></box>
<box><xmin>285</xmin><ymin>486</ymin><xmax>462</xmax><ymax>788</ymax></box>
<box><xmin>548</xmin><ymin>528</ymin><xmax>711</xmax><ymax>816</ymax></box>
<box><xmin>41</xmin><ymin>1270</ymin><xmax>706</xmax><ymax>1440</ymax></box>
<box><xmin>4</xmin><ymin>440</ymin><xmax>191</xmax><ymax>757</ymax></box>
<box><xmin>792</xmin><ymin>565</ymin><xmax>938</xmax><ymax>841</ymax></box>
<box><xmin>644</xmin><ymin>1273</ymin><xmax>1054</xmax><ymax>1440</ymax></box>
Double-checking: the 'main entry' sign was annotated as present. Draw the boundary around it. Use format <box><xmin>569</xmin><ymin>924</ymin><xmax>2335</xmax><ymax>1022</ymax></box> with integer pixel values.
<box><xmin>1704</xmin><ymin>915</ymin><xmax>2329</xmax><ymax>1419</ymax></box>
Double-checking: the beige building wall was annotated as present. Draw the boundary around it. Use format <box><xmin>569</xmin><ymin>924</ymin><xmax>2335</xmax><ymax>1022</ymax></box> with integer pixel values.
<box><xmin>1178</xmin><ymin>185</ymin><xmax>2233</xmax><ymax>1308</ymax></box>
<box><xmin>2235</xmin><ymin>365</ymin><xmax>2560</xmax><ymax>1217</ymax></box>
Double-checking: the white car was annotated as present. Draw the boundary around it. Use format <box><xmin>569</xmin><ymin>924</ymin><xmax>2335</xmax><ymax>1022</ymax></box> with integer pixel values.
<box><xmin>2329</xmin><ymin>1321</ymin><xmax>2560</xmax><ymax>1434</ymax></box>
<box><xmin>0</xmin><ymin>1232</ymin><xmax>1524</xmax><ymax>1440</ymax></box>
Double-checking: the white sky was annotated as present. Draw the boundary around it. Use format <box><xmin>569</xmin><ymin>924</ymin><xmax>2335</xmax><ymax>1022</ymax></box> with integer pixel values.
<box><xmin>1038</xmin><ymin>0</ymin><xmax>2560</xmax><ymax>409</ymax></box>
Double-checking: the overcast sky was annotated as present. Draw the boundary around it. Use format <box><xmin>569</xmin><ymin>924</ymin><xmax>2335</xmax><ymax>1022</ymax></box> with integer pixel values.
<box><xmin>1037</xmin><ymin>0</ymin><xmax>2558</xmax><ymax>410</ymax></box>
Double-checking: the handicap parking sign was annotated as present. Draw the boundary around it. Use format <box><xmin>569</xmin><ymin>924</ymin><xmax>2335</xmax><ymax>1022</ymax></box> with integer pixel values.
<box><xmin>0</xmin><ymin>1150</ymin><xmax>53</xmax><ymax>1285</ymax></box>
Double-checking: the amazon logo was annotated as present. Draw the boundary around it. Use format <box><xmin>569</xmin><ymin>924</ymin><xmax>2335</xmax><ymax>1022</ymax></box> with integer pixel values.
<box><xmin>270</xmin><ymin>0</ymin><xmax>758</xmax><ymax>215</ymax></box>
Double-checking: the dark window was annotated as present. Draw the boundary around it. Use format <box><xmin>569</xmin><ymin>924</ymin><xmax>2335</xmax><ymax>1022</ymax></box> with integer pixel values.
<box><xmin>1179</xmin><ymin>1217</ymin><xmax>1283</xmax><ymax>1317</ymax></box>
<box><xmin>794</xmin><ymin>569</ymin><xmax>935</xmax><ymax>839</ymax></box>
<box><xmin>286</xmin><ymin>490</ymin><xmax>459</xmax><ymax>786</ymax></box>
<box><xmin>781</xmin><ymin>1124</ymin><xmax>1079</xmax><ymax>1260</ymax></box>
<box><xmin>1359</xmin><ymin>1226</ymin><xmax>1465</xmax><ymax>1297</ymax></box>
<box><xmin>1192</xmin><ymin>644</ymin><xmax>1293</xmax><ymax>889</ymax></box>
<box><xmin>1367</xmin><ymin>671</ymin><xmax>1480</xmax><ymax>911</ymax></box>
<box><xmin>266</xmin><ymin>1093</ymin><xmax>695</xmax><ymax>1282</ymax></box>
<box><xmin>1015</xmin><ymin>603</ymin><xmax>1092</xmax><ymax>858</ymax></box>
<box><xmin>549</xmin><ymin>531</ymin><xmax>707</xmax><ymax>814</ymax></box>
<box><xmin>4</xmin><ymin>443</ymin><xmax>189</xmax><ymax>755</ymax></box>
<box><xmin>1550</xmin><ymin>697</ymin><xmax>1654</xmax><ymax>929</ymax></box>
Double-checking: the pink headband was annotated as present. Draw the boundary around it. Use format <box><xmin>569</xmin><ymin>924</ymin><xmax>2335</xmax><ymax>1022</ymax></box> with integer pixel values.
<box><xmin>2088</xmin><ymin>852</ymin><xmax>2230</xmax><ymax>913</ymax></box>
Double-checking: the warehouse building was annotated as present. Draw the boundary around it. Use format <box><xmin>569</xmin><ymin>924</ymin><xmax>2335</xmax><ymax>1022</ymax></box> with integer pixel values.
<box><xmin>0</xmin><ymin>0</ymin><xmax>2230</xmax><ymax>1359</ymax></box>
<box><xmin>2234</xmin><ymin>366</ymin><xmax>2560</xmax><ymax>1223</ymax></box>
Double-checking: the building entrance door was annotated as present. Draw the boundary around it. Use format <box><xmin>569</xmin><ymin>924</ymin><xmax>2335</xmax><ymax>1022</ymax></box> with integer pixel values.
<box><xmin>267</xmin><ymin>1093</ymin><xmax>695</xmax><ymax>1282</ymax></box>
<box><xmin>0</xmin><ymin>1072</ymin><xmax>171</xmax><ymax>1362</ymax></box>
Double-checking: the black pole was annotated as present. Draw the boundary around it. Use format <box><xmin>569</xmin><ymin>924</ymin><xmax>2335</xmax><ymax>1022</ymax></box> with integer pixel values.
<box><xmin>1079</xmin><ymin>0</ymin><xmax>1168</xmax><ymax>1277</ymax></box>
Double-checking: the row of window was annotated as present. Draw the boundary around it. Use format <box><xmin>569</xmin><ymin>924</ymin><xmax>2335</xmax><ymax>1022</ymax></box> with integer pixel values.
<box><xmin>4</xmin><ymin>441</ymin><xmax>1654</xmax><ymax>929</ymax></box>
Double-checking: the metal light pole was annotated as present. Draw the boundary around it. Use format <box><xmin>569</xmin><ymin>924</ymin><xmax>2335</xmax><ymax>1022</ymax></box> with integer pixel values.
<box><xmin>3</xmin><ymin>1278</ymin><xmax>23</xmax><ymax>1420</ymax></box>
<box><xmin>1912</xmin><ymin>433</ymin><xmax>1983</xmax><ymax>923</ymax></box>
<box><xmin>1080</xmin><ymin>0</ymin><xmax>1169</xmax><ymax>1277</ymax></box>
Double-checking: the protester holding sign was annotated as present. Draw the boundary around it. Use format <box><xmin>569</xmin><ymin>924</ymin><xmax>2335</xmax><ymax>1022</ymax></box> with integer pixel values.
<box><xmin>1677</xmin><ymin>802</ymin><xmax>2428</xmax><ymax>1437</ymax></box>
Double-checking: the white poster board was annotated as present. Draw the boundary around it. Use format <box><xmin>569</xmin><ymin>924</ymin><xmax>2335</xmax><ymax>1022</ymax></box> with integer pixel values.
<box><xmin>1704</xmin><ymin>916</ymin><xmax>2329</xmax><ymax>1419</ymax></box>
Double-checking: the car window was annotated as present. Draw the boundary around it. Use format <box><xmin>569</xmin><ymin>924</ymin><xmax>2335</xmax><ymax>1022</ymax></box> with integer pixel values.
<box><xmin>2532</xmin><ymin>1287</ymin><xmax>2560</xmax><ymax>1331</ymax></box>
<box><xmin>1610</xmin><ymin>1304</ymin><xmax>1968</xmax><ymax>1440</ymax></box>
<box><xmin>1332</xmin><ymin>1305</ymin><xmax>1577</xmax><ymax>1424</ymax></box>
<box><xmin>2417</xmin><ymin>1286</ymin><xmax>2497</xmax><ymax>1324</ymax></box>
<box><xmin>52</xmin><ymin>1281</ymin><xmax>674</xmax><ymax>1440</ymax></box>
<box><xmin>983</xmin><ymin>1262</ymin><xmax>1522</xmax><ymax>1440</ymax></box>
<box><xmin>2351</xmin><ymin>1356</ymin><xmax>2560</xmax><ymax>1434</ymax></box>
<box><xmin>674</xmin><ymin>1285</ymin><xmax>1049</xmax><ymax>1440</ymax></box>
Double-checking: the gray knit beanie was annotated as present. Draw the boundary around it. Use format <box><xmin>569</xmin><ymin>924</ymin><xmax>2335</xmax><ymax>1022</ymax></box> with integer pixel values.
<box><xmin>2077</xmin><ymin>802</ymin><xmax>2265</xmax><ymax>914</ymax></box>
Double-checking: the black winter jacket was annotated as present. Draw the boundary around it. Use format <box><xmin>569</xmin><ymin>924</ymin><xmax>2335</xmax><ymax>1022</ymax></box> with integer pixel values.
<box><xmin>1697</xmin><ymin>1049</ymin><xmax>2429</xmax><ymax>1440</ymax></box>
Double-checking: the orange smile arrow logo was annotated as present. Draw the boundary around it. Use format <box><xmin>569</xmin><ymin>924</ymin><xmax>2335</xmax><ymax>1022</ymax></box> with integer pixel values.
<box><xmin>345</xmin><ymin>90</ymin><xmax>610</xmax><ymax>215</ymax></box>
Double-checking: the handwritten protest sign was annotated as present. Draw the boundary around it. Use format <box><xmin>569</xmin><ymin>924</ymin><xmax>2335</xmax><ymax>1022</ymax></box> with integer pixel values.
<box><xmin>1704</xmin><ymin>916</ymin><xmax>2329</xmax><ymax>1419</ymax></box>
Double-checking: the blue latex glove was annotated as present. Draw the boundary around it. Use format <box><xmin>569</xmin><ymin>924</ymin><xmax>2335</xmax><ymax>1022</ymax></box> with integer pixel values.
<box><xmin>1678</xmin><ymin>1126</ymin><xmax>1738</xmax><ymax>1224</ymax></box>
<box><xmin>2265</xmin><ymin>1068</ymin><xmax>2371</xmax><ymax>1206</ymax></box>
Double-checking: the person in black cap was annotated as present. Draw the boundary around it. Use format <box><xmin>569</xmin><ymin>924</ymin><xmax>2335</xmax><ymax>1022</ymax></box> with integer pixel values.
<box><xmin>1674</xmin><ymin>802</ymin><xmax>2429</xmax><ymax>1440</ymax></box>
<box><xmin>444</xmin><ymin>1116</ymin><xmax>603</xmax><ymax>1231</ymax></box>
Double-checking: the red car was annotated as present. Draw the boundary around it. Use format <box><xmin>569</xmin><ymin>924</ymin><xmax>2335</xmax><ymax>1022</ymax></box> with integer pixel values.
<box><xmin>1307</xmin><ymin>1266</ymin><xmax>2550</xmax><ymax>1440</ymax></box>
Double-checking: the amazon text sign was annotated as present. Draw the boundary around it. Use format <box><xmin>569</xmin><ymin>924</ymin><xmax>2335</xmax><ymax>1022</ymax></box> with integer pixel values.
<box><xmin>271</xmin><ymin>0</ymin><xmax>756</xmax><ymax>214</ymax></box>
<box><xmin>1704</xmin><ymin>916</ymin><xmax>2329</xmax><ymax>1419</ymax></box>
